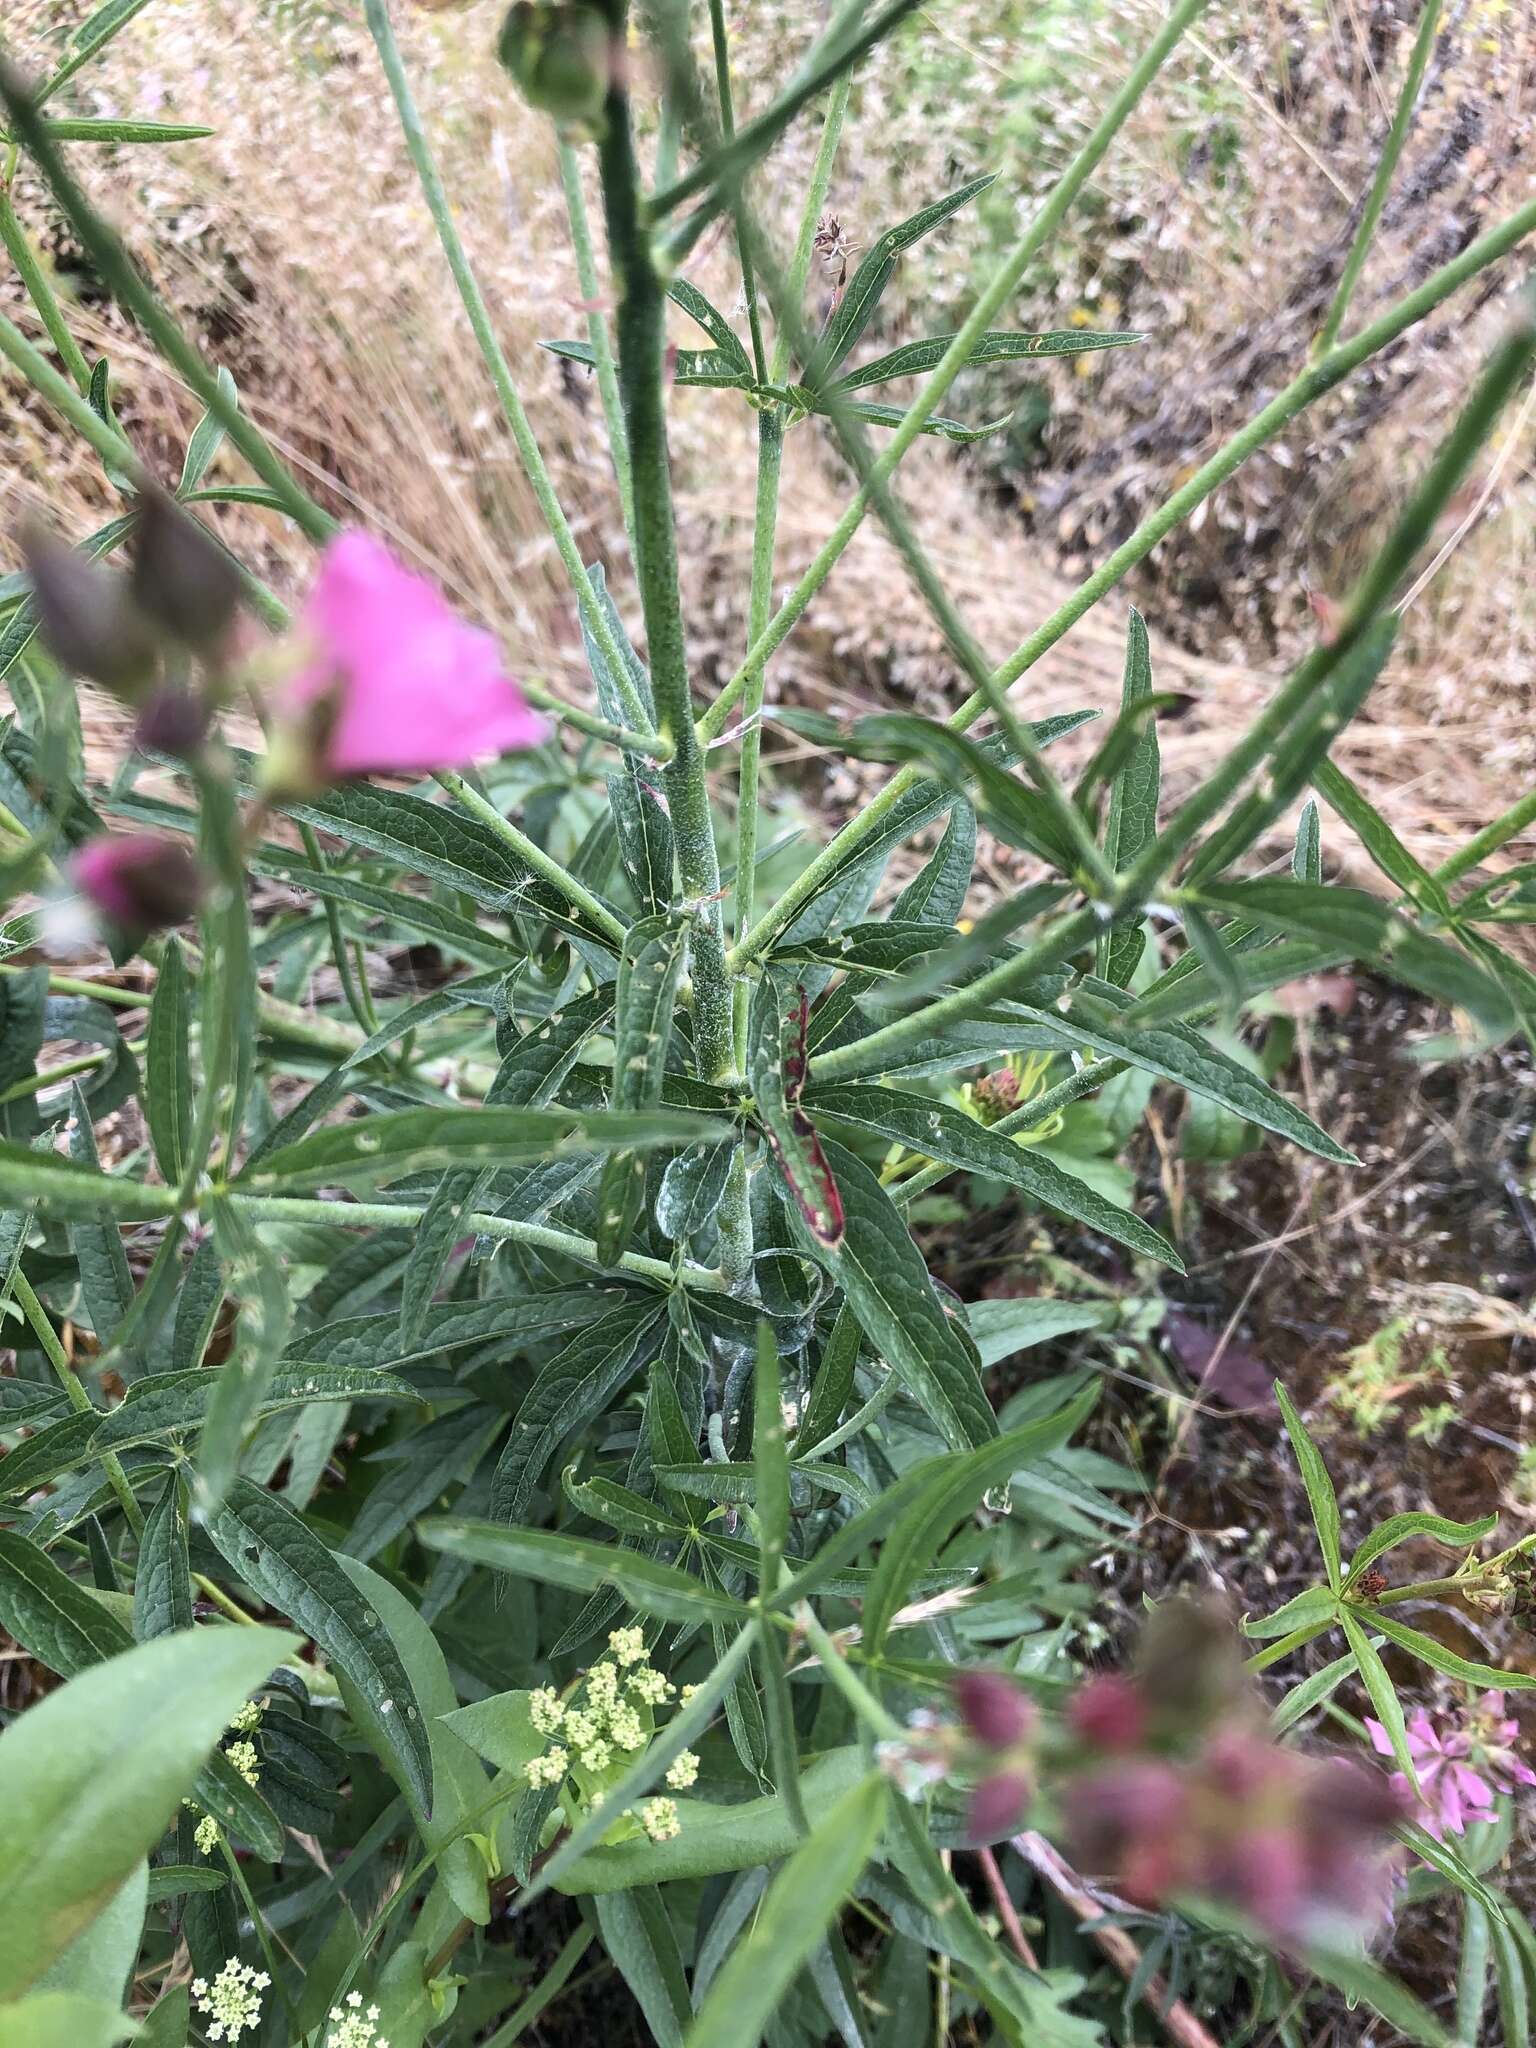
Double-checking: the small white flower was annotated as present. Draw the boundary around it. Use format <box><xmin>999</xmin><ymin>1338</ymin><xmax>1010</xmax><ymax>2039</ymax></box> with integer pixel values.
<box><xmin>194</xmin><ymin>1812</ymin><xmax>220</xmax><ymax>1856</ymax></box>
<box><xmin>629</xmin><ymin>1665</ymin><xmax>672</xmax><ymax>1706</ymax></box>
<box><xmin>529</xmin><ymin>1686</ymin><xmax>566</xmax><ymax>1734</ymax></box>
<box><xmin>609</xmin><ymin>1703</ymin><xmax>645</xmax><ymax>1751</ymax></box>
<box><xmin>326</xmin><ymin>1992</ymin><xmax>390</xmax><ymax>2048</ymax></box>
<box><xmin>609</xmin><ymin>1625</ymin><xmax>647</xmax><ymax>1667</ymax></box>
<box><xmin>639</xmin><ymin>1796</ymin><xmax>681</xmax><ymax>1842</ymax></box>
<box><xmin>224</xmin><ymin>1738</ymin><xmax>261</xmax><ymax>1788</ymax></box>
<box><xmin>578</xmin><ymin>1737</ymin><xmax>612</xmax><ymax>1773</ymax></box>
<box><xmin>665</xmin><ymin>1749</ymin><xmax>699</xmax><ymax>1790</ymax></box>
<box><xmin>525</xmin><ymin>1745</ymin><xmax>569</xmax><ymax>1789</ymax></box>
<box><xmin>192</xmin><ymin>1957</ymin><xmax>269</xmax><ymax>2042</ymax></box>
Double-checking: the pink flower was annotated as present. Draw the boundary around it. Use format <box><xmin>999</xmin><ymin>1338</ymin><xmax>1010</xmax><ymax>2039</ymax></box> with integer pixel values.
<box><xmin>72</xmin><ymin>834</ymin><xmax>202</xmax><ymax>933</ymax></box>
<box><xmin>953</xmin><ymin>1670</ymin><xmax>1034</xmax><ymax>1751</ymax></box>
<box><xmin>1469</xmin><ymin>1691</ymin><xmax>1536</xmax><ymax>1797</ymax></box>
<box><xmin>1069</xmin><ymin>1672</ymin><xmax>1148</xmax><ymax>1753</ymax></box>
<box><xmin>1366</xmin><ymin>1708</ymin><xmax>1495</xmax><ymax>1842</ymax></box>
<box><xmin>280</xmin><ymin>533</ymin><xmax>545</xmax><ymax>779</ymax></box>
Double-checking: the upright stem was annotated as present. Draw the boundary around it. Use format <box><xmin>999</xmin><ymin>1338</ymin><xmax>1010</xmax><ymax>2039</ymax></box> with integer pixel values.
<box><xmin>707</xmin><ymin>0</ymin><xmax>768</xmax><ymax>384</ymax></box>
<box><xmin>363</xmin><ymin>0</ymin><xmax>657</xmax><ymax>740</ymax></box>
<box><xmin>0</xmin><ymin>185</ymin><xmax>92</xmax><ymax>391</ymax></box>
<box><xmin>557</xmin><ymin>138</ymin><xmax>636</xmax><ymax>547</ymax></box>
<box><xmin>1435</xmin><ymin>788</ymin><xmax>1536</xmax><ymax>886</ymax></box>
<box><xmin>596</xmin><ymin>13</ymin><xmax>735</xmax><ymax>1081</ymax></box>
<box><xmin>731</xmin><ymin>406</ymin><xmax>784</xmax><ymax>1066</ymax></box>
<box><xmin>12</xmin><ymin>1267</ymin><xmax>144</xmax><ymax>1537</ymax></box>
<box><xmin>434</xmin><ymin>770</ymin><xmax>628</xmax><ymax>948</ymax></box>
<box><xmin>1315</xmin><ymin>0</ymin><xmax>1443</xmax><ymax>357</ymax></box>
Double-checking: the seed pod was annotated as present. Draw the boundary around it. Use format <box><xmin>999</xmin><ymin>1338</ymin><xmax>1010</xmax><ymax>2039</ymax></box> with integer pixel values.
<box><xmin>130</xmin><ymin>482</ymin><xmax>242</xmax><ymax>658</ymax></box>
<box><xmin>72</xmin><ymin>833</ymin><xmax>203</xmax><ymax>934</ymax></box>
<box><xmin>497</xmin><ymin>2</ymin><xmax>613</xmax><ymax>133</ymax></box>
<box><xmin>22</xmin><ymin>524</ymin><xmax>159</xmax><ymax>699</ymax></box>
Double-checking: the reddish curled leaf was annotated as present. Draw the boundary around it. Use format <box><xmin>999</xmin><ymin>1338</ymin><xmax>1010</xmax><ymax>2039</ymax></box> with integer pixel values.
<box><xmin>748</xmin><ymin>975</ymin><xmax>844</xmax><ymax>1246</ymax></box>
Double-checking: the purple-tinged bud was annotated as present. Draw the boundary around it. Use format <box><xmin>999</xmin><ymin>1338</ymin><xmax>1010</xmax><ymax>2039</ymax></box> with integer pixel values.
<box><xmin>970</xmin><ymin>1068</ymin><xmax>1021</xmax><ymax>1124</ymax></box>
<box><xmin>954</xmin><ymin>1670</ymin><xmax>1035</xmax><ymax>1751</ymax></box>
<box><xmin>130</xmin><ymin>482</ymin><xmax>242</xmax><ymax>658</ymax></box>
<box><xmin>1069</xmin><ymin>1673</ymin><xmax>1148</xmax><ymax>1753</ymax></box>
<box><xmin>72</xmin><ymin>834</ymin><xmax>202</xmax><ymax>934</ymax></box>
<box><xmin>22</xmin><ymin>523</ymin><xmax>158</xmax><ymax>699</ymax></box>
<box><xmin>134</xmin><ymin>685</ymin><xmax>211</xmax><ymax>761</ymax></box>
<box><xmin>966</xmin><ymin>1769</ymin><xmax>1033</xmax><ymax>1842</ymax></box>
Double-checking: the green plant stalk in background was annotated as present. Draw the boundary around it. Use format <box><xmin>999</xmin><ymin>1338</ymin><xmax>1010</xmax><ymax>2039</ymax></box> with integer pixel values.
<box><xmin>558</xmin><ymin>136</ymin><xmax>636</xmax><ymax>548</ymax></box>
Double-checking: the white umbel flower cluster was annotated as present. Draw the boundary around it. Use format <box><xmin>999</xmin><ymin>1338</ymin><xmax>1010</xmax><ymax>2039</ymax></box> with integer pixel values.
<box><xmin>191</xmin><ymin>1958</ymin><xmax>270</xmax><ymax>2042</ymax></box>
<box><xmin>327</xmin><ymin>1990</ymin><xmax>389</xmax><ymax>2048</ymax></box>
<box><xmin>521</xmin><ymin>1624</ymin><xmax>698</xmax><ymax>1839</ymax></box>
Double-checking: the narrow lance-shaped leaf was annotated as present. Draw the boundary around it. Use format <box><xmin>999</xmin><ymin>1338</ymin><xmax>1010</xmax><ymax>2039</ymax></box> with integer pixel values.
<box><xmin>196</xmin><ymin>1194</ymin><xmax>293</xmax><ymax>1512</ymax></box>
<box><xmin>419</xmin><ymin>1520</ymin><xmax>750</xmax><ymax>1626</ymax></box>
<box><xmin>1344</xmin><ymin>1509</ymin><xmax>1497</xmax><ymax>1588</ymax></box>
<box><xmin>66</xmin><ymin>1088</ymin><xmax>136</xmax><ymax>1367</ymax></box>
<box><xmin>809</xmin><ymin>397</ymin><xmax>1010</xmax><ymax>443</ymax></box>
<box><xmin>133</xmin><ymin>1474</ymin><xmax>193</xmax><ymax>1639</ymax></box>
<box><xmin>748</xmin><ymin>974</ymin><xmax>843</xmax><ymax>1246</ymax></box>
<box><xmin>667</xmin><ymin>277</ymin><xmax>751</xmax><ymax>373</ymax></box>
<box><xmin>203</xmin><ymin>1478</ymin><xmax>433</xmax><ymax>1812</ymax></box>
<box><xmin>1275</xmin><ymin>1380</ymin><xmax>1342</xmax><ymax>1590</ymax></box>
<box><xmin>1098</xmin><ymin>607</ymin><xmax>1160</xmax><ymax>985</ymax></box>
<box><xmin>832</xmin><ymin>326</ymin><xmax>1143</xmax><ymax>394</ymax></box>
<box><xmin>144</xmin><ymin>934</ymin><xmax>192</xmax><ymax>1184</ymax></box>
<box><xmin>1293</xmin><ymin>797</ymin><xmax>1322</xmax><ymax>884</ymax></box>
<box><xmin>596</xmin><ymin>913</ymin><xmax>692</xmax><ymax>1265</ymax></box>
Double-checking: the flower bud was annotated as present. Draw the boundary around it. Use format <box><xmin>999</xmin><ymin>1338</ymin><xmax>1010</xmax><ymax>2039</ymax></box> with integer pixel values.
<box><xmin>134</xmin><ymin>684</ymin><xmax>211</xmax><ymax>762</ymax></box>
<box><xmin>130</xmin><ymin>482</ymin><xmax>242</xmax><ymax>658</ymax></box>
<box><xmin>954</xmin><ymin>1670</ymin><xmax>1034</xmax><ymax>1751</ymax></box>
<box><xmin>498</xmin><ymin>2</ymin><xmax>613</xmax><ymax>133</ymax></box>
<box><xmin>971</xmin><ymin>1068</ymin><xmax>1021</xmax><ymax>1124</ymax></box>
<box><xmin>1069</xmin><ymin>1672</ymin><xmax>1148</xmax><ymax>1753</ymax></box>
<box><xmin>21</xmin><ymin>523</ymin><xmax>158</xmax><ymax>699</ymax></box>
<box><xmin>966</xmin><ymin>1768</ymin><xmax>1032</xmax><ymax>1842</ymax></box>
<box><xmin>72</xmin><ymin>834</ymin><xmax>202</xmax><ymax>934</ymax></box>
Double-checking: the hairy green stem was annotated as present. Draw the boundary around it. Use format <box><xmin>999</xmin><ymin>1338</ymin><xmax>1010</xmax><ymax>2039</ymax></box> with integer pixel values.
<box><xmin>225</xmin><ymin>1192</ymin><xmax>724</xmax><ymax>1290</ymax></box>
<box><xmin>767</xmin><ymin>69</ymin><xmax>853</xmax><ymax>389</ymax></box>
<box><xmin>433</xmin><ymin>770</ymin><xmax>627</xmax><ymax>948</ymax></box>
<box><xmin>11</xmin><ymin>1266</ymin><xmax>144</xmax><ymax>1536</ymax></box>
<box><xmin>0</xmin><ymin>72</ymin><xmax>334</xmax><ymax>541</ymax></box>
<box><xmin>707</xmin><ymin>0</ymin><xmax>767</xmax><ymax>383</ymax></box>
<box><xmin>362</xmin><ymin>0</ymin><xmax>656</xmax><ymax>740</ymax></box>
<box><xmin>731</xmin><ymin>407</ymin><xmax>784</xmax><ymax>1066</ymax></box>
<box><xmin>0</xmin><ymin>184</ymin><xmax>91</xmax><ymax>389</ymax></box>
<box><xmin>726</xmin><ymin>190</ymin><xmax>1536</xmax><ymax>970</ymax></box>
<box><xmin>596</xmin><ymin>16</ymin><xmax>734</xmax><ymax>1080</ymax></box>
<box><xmin>1315</xmin><ymin>0</ymin><xmax>1443</xmax><ymax>357</ymax></box>
<box><xmin>558</xmin><ymin>138</ymin><xmax>636</xmax><ymax>546</ymax></box>
<box><xmin>1436</xmin><ymin>787</ymin><xmax>1536</xmax><ymax>886</ymax></box>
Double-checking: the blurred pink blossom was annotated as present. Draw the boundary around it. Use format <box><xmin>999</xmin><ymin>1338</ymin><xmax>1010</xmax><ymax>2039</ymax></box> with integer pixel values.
<box><xmin>282</xmin><ymin>533</ymin><xmax>546</xmax><ymax>778</ymax></box>
<box><xmin>1366</xmin><ymin>1708</ymin><xmax>1495</xmax><ymax>1842</ymax></box>
<box><xmin>72</xmin><ymin>834</ymin><xmax>202</xmax><ymax>933</ymax></box>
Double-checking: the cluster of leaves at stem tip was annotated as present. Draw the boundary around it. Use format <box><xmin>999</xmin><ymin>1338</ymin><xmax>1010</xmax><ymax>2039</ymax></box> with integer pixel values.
<box><xmin>0</xmin><ymin>0</ymin><xmax>1534</xmax><ymax>2045</ymax></box>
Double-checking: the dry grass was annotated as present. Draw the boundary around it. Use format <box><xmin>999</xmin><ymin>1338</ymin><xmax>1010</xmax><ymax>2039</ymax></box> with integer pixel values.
<box><xmin>1</xmin><ymin>0</ymin><xmax>1533</xmax><ymax>881</ymax></box>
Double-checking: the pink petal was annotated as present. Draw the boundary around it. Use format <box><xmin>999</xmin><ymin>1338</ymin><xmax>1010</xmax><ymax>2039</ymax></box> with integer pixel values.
<box><xmin>1365</xmin><ymin>1719</ymin><xmax>1395</xmax><ymax>1759</ymax></box>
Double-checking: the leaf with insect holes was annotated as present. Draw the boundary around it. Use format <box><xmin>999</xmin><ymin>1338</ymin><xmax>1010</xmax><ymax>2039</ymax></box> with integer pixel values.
<box><xmin>748</xmin><ymin>974</ymin><xmax>843</xmax><ymax>1247</ymax></box>
<box><xmin>667</xmin><ymin>278</ymin><xmax>751</xmax><ymax>373</ymax></box>
<box><xmin>832</xmin><ymin>327</ymin><xmax>1143</xmax><ymax>394</ymax></box>
<box><xmin>596</xmin><ymin>913</ymin><xmax>693</xmax><ymax>1264</ymax></box>
<box><xmin>806</xmin><ymin>175</ymin><xmax>996</xmax><ymax>387</ymax></box>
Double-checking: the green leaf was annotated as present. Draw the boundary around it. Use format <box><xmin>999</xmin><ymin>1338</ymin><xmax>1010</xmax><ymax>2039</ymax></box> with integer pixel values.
<box><xmin>197</xmin><ymin>1194</ymin><xmax>294</xmax><ymax>1511</ymax></box>
<box><xmin>1312</xmin><ymin>758</ymin><xmax>1450</xmax><ymax>914</ymax></box>
<box><xmin>1293</xmin><ymin>797</ymin><xmax>1322</xmax><ymax>884</ymax></box>
<box><xmin>890</xmin><ymin>804</ymin><xmax>975</xmax><ymax>926</ymax></box>
<box><xmin>1345</xmin><ymin>1510</ymin><xmax>1497</xmax><ymax>1587</ymax></box>
<box><xmin>1241</xmin><ymin>1584</ymin><xmax>1341</xmax><ymax>1640</ymax></box>
<box><xmin>668</xmin><ymin>278</ymin><xmax>751</xmax><ymax>372</ymax></box>
<box><xmin>144</xmin><ymin>935</ymin><xmax>192</xmax><ymax>1184</ymax></box>
<box><xmin>1274</xmin><ymin>1380</ymin><xmax>1342</xmax><ymax>1589</ymax></box>
<box><xmin>397</xmin><ymin>1168</ymin><xmax>489</xmax><ymax>1351</ymax></box>
<box><xmin>177</xmin><ymin>366</ymin><xmax>238</xmax><ymax>496</ymax></box>
<box><xmin>333</xmin><ymin>1555</ymin><xmax>490</xmax><ymax>1927</ymax></box>
<box><xmin>490</xmin><ymin>1301</ymin><xmax>665</xmax><ymax>1525</ymax></box>
<box><xmin>685</xmin><ymin>1775</ymin><xmax>886</xmax><ymax>2048</ymax></box>
<box><xmin>66</xmin><ymin>1092</ymin><xmax>135</xmax><ymax>1362</ymax></box>
<box><xmin>92</xmin><ymin>1361</ymin><xmax>417</xmax><ymax>1455</ymax></box>
<box><xmin>287</xmin><ymin>1288</ymin><xmax>617</xmax><ymax>1372</ymax></box>
<box><xmin>1270</xmin><ymin>1647</ymin><xmax>1359</xmax><ymax>1734</ymax></box>
<box><xmin>1193</xmin><ymin>879</ymin><xmax>1514</xmax><ymax>1040</ymax></box>
<box><xmin>805</xmin><ymin>1081</ymin><xmax>1183</xmax><ymax>1269</ymax></box>
<box><xmin>753</xmin><ymin>1320</ymin><xmax>789</xmax><ymax>1591</ymax></box>
<box><xmin>203</xmin><ymin>1478</ymin><xmax>433</xmax><ymax>1810</ymax></box>
<box><xmin>0</xmin><ymin>1623</ymin><xmax>295</xmax><ymax>1999</ymax></box>
<box><xmin>0</xmin><ymin>1993</ymin><xmax>138</xmax><ymax>2048</ymax></box>
<box><xmin>1365</xmin><ymin>1608</ymin><xmax>1536</xmax><ymax>1690</ymax></box>
<box><xmin>596</xmin><ymin>1888</ymin><xmax>692</xmax><ymax>2048</ymax></box>
<box><xmin>35</xmin><ymin>116</ymin><xmax>214</xmax><ymax>143</ymax></box>
<box><xmin>1298</xmin><ymin>1941</ymin><xmax>1452</xmax><ymax>2047</ymax></box>
<box><xmin>815</xmin><ymin>398</ymin><xmax>1009</xmax><ymax>442</ymax></box>
<box><xmin>1098</xmin><ymin>607</ymin><xmax>1160</xmax><ymax>985</ymax></box>
<box><xmin>240</xmin><ymin>1103</ymin><xmax>730</xmax><ymax>1193</ymax></box>
<box><xmin>859</xmin><ymin>1381</ymin><xmax>1097</xmax><ymax>1654</ymax></box>
<box><xmin>596</xmin><ymin>913</ymin><xmax>693</xmax><ymax>1264</ymax></box>
<box><xmin>832</xmin><ymin>327</ymin><xmax>1142</xmax><ymax>394</ymax></box>
<box><xmin>789</xmin><ymin>1134</ymin><xmax>997</xmax><ymax>1452</ymax></box>
<box><xmin>38</xmin><ymin>0</ymin><xmax>155</xmax><ymax>101</ymax></box>
<box><xmin>1340</xmin><ymin>1608</ymin><xmax>1417</xmax><ymax>1789</ymax></box>
<box><xmin>133</xmin><ymin>1475</ymin><xmax>193</xmax><ymax>1639</ymax></box>
<box><xmin>419</xmin><ymin>1521</ymin><xmax>749</xmax><ymax>1625</ymax></box>
<box><xmin>748</xmin><ymin>974</ymin><xmax>843</xmax><ymax>1246</ymax></box>
<box><xmin>840</xmin><ymin>712</ymin><xmax>1080</xmax><ymax>866</ymax></box>
<box><xmin>144</xmin><ymin>1866</ymin><xmax>226</xmax><ymax>1903</ymax></box>
<box><xmin>36</xmin><ymin>1861</ymin><xmax>145</xmax><ymax>2010</ymax></box>
<box><xmin>807</xmin><ymin>174</ymin><xmax>996</xmax><ymax>384</ymax></box>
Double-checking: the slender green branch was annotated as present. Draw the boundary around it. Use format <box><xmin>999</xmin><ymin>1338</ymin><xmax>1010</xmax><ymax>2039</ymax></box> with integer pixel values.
<box><xmin>0</xmin><ymin>185</ymin><xmax>91</xmax><ymax>390</ymax></box>
<box><xmin>0</xmin><ymin>70</ymin><xmax>335</xmax><ymax>540</ymax></box>
<box><xmin>793</xmin><ymin>1603</ymin><xmax>907</xmax><ymax>1742</ymax></box>
<box><xmin>1243</xmin><ymin>1620</ymin><xmax>1332</xmax><ymax>1675</ymax></box>
<box><xmin>225</xmin><ymin>1191</ymin><xmax>724</xmax><ymax>1289</ymax></box>
<box><xmin>767</xmin><ymin>69</ymin><xmax>853</xmax><ymax>389</ymax></box>
<box><xmin>518</xmin><ymin>680</ymin><xmax>672</xmax><ymax>759</ymax></box>
<box><xmin>1435</xmin><ymin>787</ymin><xmax>1536</xmax><ymax>886</ymax></box>
<box><xmin>0</xmin><ymin>307</ymin><xmax>138</xmax><ymax>474</ymax></box>
<box><xmin>731</xmin><ymin>406</ymin><xmax>784</xmax><ymax>1067</ymax></box>
<box><xmin>558</xmin><ymin>138</ymin><xmax>635</xmax><ymax>545</ymax></box>
<box><xmin>361</xmin><ymin>0</ymin><xmax>656</xmax><ymax>740</ymax></box>
<box><xmin>1315</xmin><ymin>0</ymin><xmax>1443</xmax><ymax>356</ymax></box>
<box><xmin>433</xmin><ymin>770</ymin><xmax>627</xmax><ymax>947</ymax></box>
<box><xmin>596</xmin><ymin>13</ymin><xmax>735</xmax><ymax>1079</ymax></box>
<box><xmin>726</xmin><ymin>190</ymin><xmax>1536</xmax><ymax>970</ymax></box>
<box><xmin>11</xmin><ymin>1266</ymin><xmax>144</xmax><ymax>1537</ymax></box>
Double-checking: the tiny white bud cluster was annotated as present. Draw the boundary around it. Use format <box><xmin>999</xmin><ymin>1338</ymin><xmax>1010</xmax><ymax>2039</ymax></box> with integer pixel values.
<box><xmin>327</xmin><ymin>1990</ymin><xmax>389</xmax><ymax>2048</ymax></box>
<box><xmin>521</xmin><ymin>1620</ymin><xmax>685</xmax><ymax>1802</ymax></box>
<box><xmin>194</xmin><ymin>1812</ymin><xmax>221</xmax><ymax>1856</ymax></box>
<box><xmin>665</xmin><ymin>1749</ymin><xmax>700</xmax><ymax>1790</ymax></box>
<box><xmin>638</xmin><ymin>1796</ymin><xmax>680</xmax><ymax>1841</ymax></box>
<box><xmin>191</xmin><ymin>1958</ymin><xmax>270</xmax><ymax>2042</ymax></box>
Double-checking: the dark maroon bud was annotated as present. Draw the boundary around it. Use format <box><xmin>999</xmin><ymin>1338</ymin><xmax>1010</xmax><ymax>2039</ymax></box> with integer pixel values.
<box><xmin>130</xmin><ymin>482</ymin><xmax>242</xmax><ymax>657</ymax></box>
<box><xmin>1069</xmin><ymin>1672</ymin><xmax>1148</xmax><ymax>1753</ymax></box>
<box><xmin>1063</xmin><ymin>1760</ymin><xmax>1188</xmax><ymax>1871</ymax></box>
<box><xmin>72</xmin><ymin>834</ymin><xmax>203</xmax><ymax>933</ymax></box>
<box><xmin>966</xmin><ymin>1769</ymin><xmax>1032</xmax><ymax>1842</ymax></box>
<box><xmin>134</xmin><ymin>684</ymin><xmax>211</xmax><ymax>761</ymax></box>
<box><xmin>954</xmin><ymin>1670</ymin><xmax>1034</xmax><ymax>1751</ymax></box>
<box><xmin>22</xmin><ymin>523</ymin><xmax>158</xmax><ymax>698</ymax></box>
